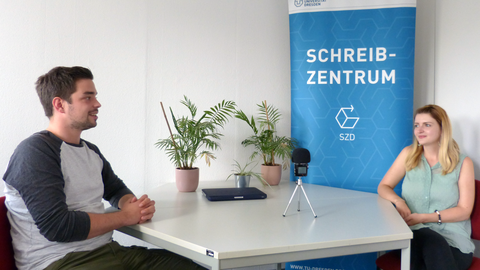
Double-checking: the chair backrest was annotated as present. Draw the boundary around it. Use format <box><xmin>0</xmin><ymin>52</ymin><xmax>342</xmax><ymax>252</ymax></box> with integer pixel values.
<box><xmin>0</xmin><ymin>196</ymin><xmax>17</xmax><ymax>270</ymax></box>
<box><xmin>471</xmin><ymin>180</ymin><xmax>480</xmax><ymax>241</ymax></box>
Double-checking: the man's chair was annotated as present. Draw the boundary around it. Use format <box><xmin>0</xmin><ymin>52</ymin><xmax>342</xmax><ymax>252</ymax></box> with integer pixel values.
<box><xmin>376</xmin><ymin>180</ymin><xmax>480</xmax><ymax>270</ymax></box>
<box><xmin>0</xmin><ymin>196</ymin><xmax>17</xmax><ymax>270</ymax></box>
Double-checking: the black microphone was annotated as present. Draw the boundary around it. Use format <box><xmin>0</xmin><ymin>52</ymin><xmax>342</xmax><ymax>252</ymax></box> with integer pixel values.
<box><xmin>292</xmin><ymin>148</ymin><xmax>310</xmax><ymax>177</ymax></box>
<box><xmin>292</xmin><ymin>148</ymin><xmax>311</xmax><ymax>163</ymax></box>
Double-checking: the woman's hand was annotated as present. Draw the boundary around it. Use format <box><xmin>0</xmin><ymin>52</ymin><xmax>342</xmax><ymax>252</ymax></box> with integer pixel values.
<box><xmin>394</xmin><ymin>199</ymin><xmax>411</xmax><ymax>219</ymax></box>
<box><xmin>403</xmin><ymin>213</ymin><xmax>425</xmax><ymax>226</ymax></box>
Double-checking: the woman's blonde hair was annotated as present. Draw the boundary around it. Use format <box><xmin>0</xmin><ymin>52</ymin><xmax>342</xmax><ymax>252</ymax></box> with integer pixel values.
<box><xmin>405</xmin><ymin>104</ymin><xmax>460</xmax><ymax>175</ymax></box>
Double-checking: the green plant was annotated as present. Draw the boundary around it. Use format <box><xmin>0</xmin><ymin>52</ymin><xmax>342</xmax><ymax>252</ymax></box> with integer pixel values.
<box><xmin>226</xmin><ymin>160</ymin><xmax>269</xmax><ymax>186</ymax></box>
<box><xmin>155</xmin><ymin>96</ymin><xmax>236</xmax><ymax>170</ymax></box>
<box><xmin>234</xmin><ymin>101</ymin><xmax>297</xmax><ymax>169</ymax></box>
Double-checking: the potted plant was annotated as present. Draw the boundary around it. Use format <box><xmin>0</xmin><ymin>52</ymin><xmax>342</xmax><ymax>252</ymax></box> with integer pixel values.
<box><xmin>234</xmin><ymin>101</ymin><xmax>297</xmax><ymax>185</ymax></box>
<box><xmin>226</xmin><ymin>160</ymin><xmax>269</xmax><ymax>188</ymax></box>
<box><xmin>156</xmin><ymin>96</ymin><xmax>236</xmax><ymax>192</ymax></box>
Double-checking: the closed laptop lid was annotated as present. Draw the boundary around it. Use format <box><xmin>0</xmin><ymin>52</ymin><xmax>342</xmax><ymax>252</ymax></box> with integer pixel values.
<box><xmin>202</xmin><ymin>187</ymin><xmax>267</xmax><ymax>201</ymax></box>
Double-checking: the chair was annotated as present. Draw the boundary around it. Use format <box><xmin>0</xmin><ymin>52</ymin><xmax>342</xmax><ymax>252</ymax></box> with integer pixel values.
<box><xmin>0</xmin><ymin>196</ymin><xmax>17</xmax><ymax>270</ymax></box>
<box><xmin>376</xmin><ymin>180</ymin><xmax>480</xmax><ymax>270</ymax></box>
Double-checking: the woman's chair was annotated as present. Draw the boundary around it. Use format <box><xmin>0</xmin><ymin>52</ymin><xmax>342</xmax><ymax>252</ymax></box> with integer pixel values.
<box><xmin>0</xmin><ymin>196</ymin><xmax>17</xmax><ymax>270</ymax></box>
<box><xmin>376</xmin><ymin>180</ymin><xmax>480</xmax><ymax>270</ymax></box>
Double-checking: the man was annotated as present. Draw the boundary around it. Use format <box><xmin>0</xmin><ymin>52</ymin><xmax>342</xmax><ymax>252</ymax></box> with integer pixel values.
<box><xmin>3</xmin><ymin>66</ymin><xmax>206</xmax><ymax>270</ymax></box>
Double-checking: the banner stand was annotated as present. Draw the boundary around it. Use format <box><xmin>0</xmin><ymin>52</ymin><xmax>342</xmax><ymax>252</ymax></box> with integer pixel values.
<box><xmin>288</xmin><ymin>0</ymin><xmax>416</xmax><ymax>269</ymax></box>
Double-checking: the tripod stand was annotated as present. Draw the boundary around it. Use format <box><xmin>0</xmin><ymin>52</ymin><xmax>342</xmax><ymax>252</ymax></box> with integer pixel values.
<box><xmin>283</xmin><ymin>177</ymin><xmax>317</xmax><ymax>218</ymax></box>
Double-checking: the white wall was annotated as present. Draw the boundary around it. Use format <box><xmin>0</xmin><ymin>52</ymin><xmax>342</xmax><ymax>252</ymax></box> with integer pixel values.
<box><xmin>7</xmin><ymin>0</ymin><xmax>480</xmax><ymax>195</ymax></box>
<box><xmin>435</xmin><ymin>1</ymin><xmax>480</xmax><ymax>175</ymax></box>
<box><xmin>0</xmin><ymin>0</ymin><xmax>292</xmax><ymax>197</ymax></box>
<box><xmin>144</xmin><ymin>1</ymin><xmax>292</xmax><ymax>189</ymax></box>
<box><xmin>2</xmin><ymin>0</ymin><xmax>480</xmax><ymax>194</ymax></box>
<box><xmin>0</xmin><ymin>1</ymin><xmax>149</xmax><ymax>196</ymax></box>
<box><xmin>414</xmin><ymin>0</ymin><xmax>480</xmax><ymax>176</ymax></box>
<box><xmin>413</xmin><ymin>0</ymin><xmax>435</xmax><ymax>109</ymax></box>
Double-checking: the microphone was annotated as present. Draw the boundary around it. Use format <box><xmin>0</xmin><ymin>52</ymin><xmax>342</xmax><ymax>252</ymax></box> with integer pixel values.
<box><xmin>284</xmin><ymin>147</ymin><xmax>317</xmax><ymax>218</ymax></box>
<box><xmin>292</xmin><ymin>148</ymin><xmax>310</xmax><ymax>177</ymax></box>
<box><xmin>292</xmin><ymin>148</ymin><xmax>311</xmax><ymax>163</ymax></box>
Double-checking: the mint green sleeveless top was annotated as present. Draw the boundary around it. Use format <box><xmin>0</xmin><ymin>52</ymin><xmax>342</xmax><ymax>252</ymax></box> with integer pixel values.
<box><xmin>402</xmin><ymin>153</ymin><xmax>474</xmax><ymax>254</ymax></box>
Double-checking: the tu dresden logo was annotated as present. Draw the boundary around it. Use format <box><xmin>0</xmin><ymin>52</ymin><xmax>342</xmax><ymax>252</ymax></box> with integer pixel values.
<box><xmin>294</xmin><ymin>0</ymin><xmax>304</xmax><ymax>7</ymax></box>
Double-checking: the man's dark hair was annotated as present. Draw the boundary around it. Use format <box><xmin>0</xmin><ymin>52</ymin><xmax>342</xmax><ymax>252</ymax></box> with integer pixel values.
<box><xmin>35</xmin><ymin>66</ymin><xmax>94</xmax><ymax>118</ymax></box>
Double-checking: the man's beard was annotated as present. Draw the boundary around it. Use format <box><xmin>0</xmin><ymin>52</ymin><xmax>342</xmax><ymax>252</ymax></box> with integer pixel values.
<box><xmin>67</xmin><ymin>106</ymin><xmax>98</xmax><ymax>131</ymax></box>
<box><xmin>70</xmin><ymin>118</ymin><xmax>96</xmax><ymax>130</ymax></box>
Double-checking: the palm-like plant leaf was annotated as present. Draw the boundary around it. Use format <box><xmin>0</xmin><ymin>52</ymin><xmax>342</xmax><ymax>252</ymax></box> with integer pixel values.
<box><xmin>234</xmin><ymin>110</ymin><xmax>258</xmax><ymax>134</ymax></box>
<box><xmin>204</xmin><ymin>100</ymin><xmax>236</xmax><ymax>127</ymax></box>
<box><xmin>257</xmin><ymin>101</ymin><xmax>281</xmax><ymax>131</ymax></box>
<box><xmin>156</xmin><ymin>96</ymin><xmax>236</xmax><ymax>169</ymax></box>
<box><xmin>180</xmin><ymin>96</ymin><xmax>197</xmax><ymax>119</ymax></box>
<box><xmin>235</xmin><ymin>101</ymin><xmax>297</xmax><ymax>169</ymax></box>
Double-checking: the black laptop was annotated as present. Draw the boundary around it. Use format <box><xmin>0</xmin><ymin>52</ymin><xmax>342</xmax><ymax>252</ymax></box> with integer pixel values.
<box><xmin>202</xmin><ymin>187</ymin><xmax>267</xmax><ymax>201</ymax></box>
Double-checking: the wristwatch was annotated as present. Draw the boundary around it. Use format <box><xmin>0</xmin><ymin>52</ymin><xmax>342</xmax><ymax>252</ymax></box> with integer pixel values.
<box><xmin>434</xmin><ymin>210</ymin><xmax>442</xmax><ymax>225</ymax></box>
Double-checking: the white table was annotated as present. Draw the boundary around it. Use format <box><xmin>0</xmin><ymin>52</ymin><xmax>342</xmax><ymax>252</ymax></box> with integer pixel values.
<box><xmin>117</xmin><ymin>181</ymin><xmax>412</xmax><ymax>270</ymax></box>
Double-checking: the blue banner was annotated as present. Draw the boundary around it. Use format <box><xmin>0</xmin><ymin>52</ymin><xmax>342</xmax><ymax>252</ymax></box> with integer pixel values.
<box><xmin>288</xmin><ymin>0</ymin><xmax>416</xmax><ymax>269</ymax></box>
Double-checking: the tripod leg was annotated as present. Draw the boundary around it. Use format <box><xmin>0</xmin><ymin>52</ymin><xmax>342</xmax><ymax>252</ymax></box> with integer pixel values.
<box><xmin>283</xmin><ymin>185</ymin><xmax>300</xmax><ymax>217</ymax></box>
<box><xmin>300</xmin><ymin>185</ymin><xmax>317</xmax><ymax>218</ymax></box>
<box><xmin>297</xmin><ymin>186</ymin><xmax>301</xmax><ymax>212</ymax></box>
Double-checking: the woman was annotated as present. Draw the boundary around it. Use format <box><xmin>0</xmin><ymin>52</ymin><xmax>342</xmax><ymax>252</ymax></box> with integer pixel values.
<box><xmin>378</xmin><ymin>104</ymin><xmax>475</xmax><ymax>270</ymax></box>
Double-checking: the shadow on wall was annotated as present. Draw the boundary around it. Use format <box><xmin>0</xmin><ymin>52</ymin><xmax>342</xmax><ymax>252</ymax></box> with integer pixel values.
<box><xmin>452</xmin><ymin>117</ymin><xmax>480</xmax><ymax>180</ymax></box>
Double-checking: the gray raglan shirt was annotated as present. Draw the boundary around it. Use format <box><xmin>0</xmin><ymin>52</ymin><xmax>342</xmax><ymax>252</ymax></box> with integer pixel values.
<box><xmin>2</xmin><ymin>130</ymin><xmax>133</xmax><ymax>270</ymax></box>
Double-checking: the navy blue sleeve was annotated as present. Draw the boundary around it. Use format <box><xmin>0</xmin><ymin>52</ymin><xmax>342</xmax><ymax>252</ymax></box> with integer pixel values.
<box><xmin>3</xmin><ymin>131</ymin><xmax>90</xmax><ymax>242</ymax></box>
<box><xmin>82</xmin><ymin>141</ymin><xmax>133</xmax><ymax>209</ymax></box>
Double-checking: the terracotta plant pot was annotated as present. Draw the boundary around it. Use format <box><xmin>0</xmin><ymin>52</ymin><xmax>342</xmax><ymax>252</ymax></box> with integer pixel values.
<box><xmin>261</xmin><ymin>164</ymin><xmax>282</xmax><ymax>186</ymax></box>
<box><xmin>175</xmin><ymin>167</ymin><xmax>199</xmax><ymax>192</ymax></box>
